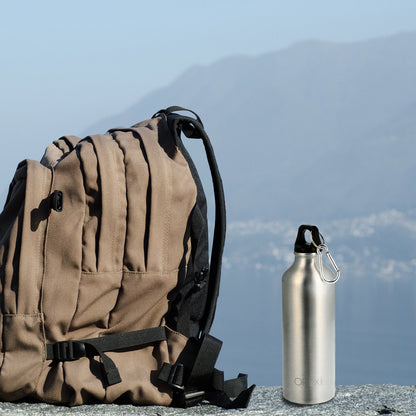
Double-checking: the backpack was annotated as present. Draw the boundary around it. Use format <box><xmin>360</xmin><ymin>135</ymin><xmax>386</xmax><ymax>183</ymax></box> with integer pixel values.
<box><xmin>0</xmin><ymin>106</ymin><xmax>254</xmax><ymax>408</ymax></box>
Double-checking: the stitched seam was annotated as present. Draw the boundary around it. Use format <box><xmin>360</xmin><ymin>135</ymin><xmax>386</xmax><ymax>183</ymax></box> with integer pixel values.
<box><xmin>79</xmin><ymin>269</ymin><xmax>181</xmax><ymax>276</ymax></box>
<box><xmin>39</xmin><ymin>165</ymin><xmax>54</xmax><ymax>316</ymax></box>
<box><xmin>109</xmin><ymin>137</ymin><xmax>122</xmax><ymax>270</ymax></box>
<box><xmin>164</xmin><ymin>156</ymin><xmax>173</xmax><ymax>272</ymax></box>
<box><xmin>111</xmin><ymin>132</ymin><xmax>129</xmax><ymax>274</ymax></box>
<box><xmin>164</xmin><ymin>325</ymin><xmax>189</xmax><ymax>343</ymax></box>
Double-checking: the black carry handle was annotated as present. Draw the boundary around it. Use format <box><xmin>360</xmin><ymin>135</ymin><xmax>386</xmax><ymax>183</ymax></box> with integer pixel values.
<box><xmin>153</xmin><ymin>106</ymin><xmax>226</xmax><ymax>336</ymax></box>
<box><xmin>154</xmin><ymin>106</ymin><xmax>204</xmax><ymax>126</ymax></box>
<box><xmin>294</xmin><ymin>224</ymin><xmax>323</xmax><ymax>253</ymax></box>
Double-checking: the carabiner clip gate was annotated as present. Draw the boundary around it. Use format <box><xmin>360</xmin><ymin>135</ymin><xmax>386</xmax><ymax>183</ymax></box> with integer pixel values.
<box><xmin>310</xmin><ymin>231</ymin><xmax>340</xmax><ymax>284</ymax></box>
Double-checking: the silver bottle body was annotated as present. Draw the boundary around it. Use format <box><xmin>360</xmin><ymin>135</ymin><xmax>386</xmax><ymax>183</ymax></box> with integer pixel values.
<box><xmin>282</xmin><ymin>252</ymin><xmax>335</xmax><ymax>404</ymax></box>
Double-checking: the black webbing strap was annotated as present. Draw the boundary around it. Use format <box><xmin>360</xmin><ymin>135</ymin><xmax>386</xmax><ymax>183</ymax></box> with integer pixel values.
<box><xmin>212</xmin><ymin>369</ymin><xmax>250</xmax><ymax>397</ymax></box>
<box><xmin>46</xmin><ymin>326</ymin><xmax>167</xmax><ymax>386</ymax></box>
<box><xmin>154</xmin><ymin>105</ymin><xmax>203</xmax><ymax>125</ymax></box>
<box><xmin>153</xmin><ymin>107</ymin><xmax>226</xmax><ymax>336</ymax></box>
<box><xmin>187</xmin><ymin>333</ymin><xmax>222</xmax><ymax>386</ymax></box>
<box><xmin>205</xmin><ymin>383</ymin><xmax>256</xmax><ymax>409</ymax></box>
<box><xmin>158</xmin><ymin>333</ymin><xmax>222</xmax><ymax>390</ymax></box>
<box><xmin>158</xmin><ymin>334</ymin><xmax>255</xmax><ymax>409</ymax></box>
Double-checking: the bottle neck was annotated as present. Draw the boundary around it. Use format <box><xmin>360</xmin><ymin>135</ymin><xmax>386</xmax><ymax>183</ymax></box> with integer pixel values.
<box><xmin>294</xmin><ymin>252</ymin><xmax>317</xmax><ymax>258</ymax></box>
<box><xmin>293</xmin><ymin>251</ymin><xmax>317</xmax><ymax>265</ymax></box>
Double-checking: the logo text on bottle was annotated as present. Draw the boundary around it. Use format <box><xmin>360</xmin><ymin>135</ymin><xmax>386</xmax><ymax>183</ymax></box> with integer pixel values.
<box><xmin>294</xmin><ymin>377</ymin><xmax>323</xmax><ymax>386</ymax></box>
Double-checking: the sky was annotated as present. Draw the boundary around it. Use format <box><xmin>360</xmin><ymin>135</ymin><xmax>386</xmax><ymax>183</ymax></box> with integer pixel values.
<box><xmin>1</xmin><ymin>0</ymin><xmax>416</xmax><ymax>193</ymax></box>
<box><xmin>0</xmin><ymin>0</ymin><xmax>415</xmax><ymax>386</ymax></box>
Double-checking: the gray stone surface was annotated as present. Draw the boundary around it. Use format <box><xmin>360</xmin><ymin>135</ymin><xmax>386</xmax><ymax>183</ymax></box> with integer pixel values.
<box><xmin>0</xmin><ymin>385</ymin><xmax>414</xmax><ymax>416</ymax></box>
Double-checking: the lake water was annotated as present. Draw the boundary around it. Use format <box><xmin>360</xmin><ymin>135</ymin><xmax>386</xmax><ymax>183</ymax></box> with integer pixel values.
<box><xmin>212</xmin><ymin>264</ymin><xmax>416</xmax><ymax>386</ymax></box>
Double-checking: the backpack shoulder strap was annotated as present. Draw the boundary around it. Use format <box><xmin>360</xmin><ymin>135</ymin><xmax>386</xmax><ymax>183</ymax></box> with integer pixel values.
<box><xmin>153</xmin><ymin>107</ymin><xmax>226</xmax><ymax>336</ymax></box>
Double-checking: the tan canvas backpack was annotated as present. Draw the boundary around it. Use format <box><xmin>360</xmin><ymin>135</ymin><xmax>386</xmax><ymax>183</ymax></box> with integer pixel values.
<box><xmin>0</xmin><ymin>107</ymin><xmax>254</xmax><ymax>408</ymax></box>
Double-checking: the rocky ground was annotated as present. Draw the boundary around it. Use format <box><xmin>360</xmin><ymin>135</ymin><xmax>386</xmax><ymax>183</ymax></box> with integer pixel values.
<box><xmin>0</xmin><ymin>385</ymin><xmax>414</xmax><ymax>416</ymax></box>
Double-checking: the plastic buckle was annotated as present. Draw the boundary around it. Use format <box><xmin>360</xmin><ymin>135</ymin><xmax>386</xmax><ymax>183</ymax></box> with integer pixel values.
<box><xmin>174</xmin><ymin>389</ymin><xmax>205</xmax><ymax>408</ymax></box>
<box><xmin>168</xmin><ymin>363</ymin><xmax>185</xmax><ymax>390</ymax></box>
<box><xmin>53</xmin><ymin>341</ymin><xmax>86</xmax><ymax>361</ymax></box>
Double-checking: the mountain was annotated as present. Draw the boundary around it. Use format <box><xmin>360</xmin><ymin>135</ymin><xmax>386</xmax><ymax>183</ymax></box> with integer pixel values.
<box><xmin>84</xmin><ymin>32</ymin><xmax>416</xmax><ymax>385</ymax></box>
<box><xmin>86</xmin><ymin>31</ymin><xmax>416</xmax><ymax>223</ymax></box>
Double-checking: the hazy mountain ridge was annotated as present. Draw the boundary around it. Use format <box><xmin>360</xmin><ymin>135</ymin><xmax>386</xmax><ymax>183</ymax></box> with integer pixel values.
<box><xmin>86</xmin><ymin>31</ymin><xmax>416</xmax><ymax>222</ymax></box>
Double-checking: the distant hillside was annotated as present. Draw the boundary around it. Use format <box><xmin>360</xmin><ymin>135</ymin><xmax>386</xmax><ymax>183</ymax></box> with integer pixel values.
<box><xmin>86</xmin><ymin>31</ymin><xmax>416</xmax><ymax>222</ymax></box>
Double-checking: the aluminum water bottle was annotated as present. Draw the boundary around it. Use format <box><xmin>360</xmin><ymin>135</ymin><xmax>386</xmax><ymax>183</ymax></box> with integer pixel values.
<box><xmin>282</xmin><ymin>224</ymin><xmax>340</xmax><ymax>404</ymax></box>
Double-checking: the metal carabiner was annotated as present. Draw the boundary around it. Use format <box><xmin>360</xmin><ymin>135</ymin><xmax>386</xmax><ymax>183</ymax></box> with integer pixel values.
<box><xmin>310</xmin><ymin>231</ymin><xmax>340</xmax><ymax>284</ymax></box>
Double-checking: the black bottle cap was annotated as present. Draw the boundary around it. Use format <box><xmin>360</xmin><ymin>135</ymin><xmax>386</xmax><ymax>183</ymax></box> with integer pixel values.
<box><xmin>294</xmin><ymin>224</ymin><xmax>322</xmax><ymax>253</ymax></box>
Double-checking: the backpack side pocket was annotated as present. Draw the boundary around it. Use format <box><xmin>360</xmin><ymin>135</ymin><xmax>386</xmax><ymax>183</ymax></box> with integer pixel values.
<box><xmin>0</xmin><ymin>160</ymin><xmax>52</xmax><ymax>400</ymax></box>
<box><xmin>0</xmin><ymin>313</ymin><xmax>45</xmax><ymax>400</ymax></box>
